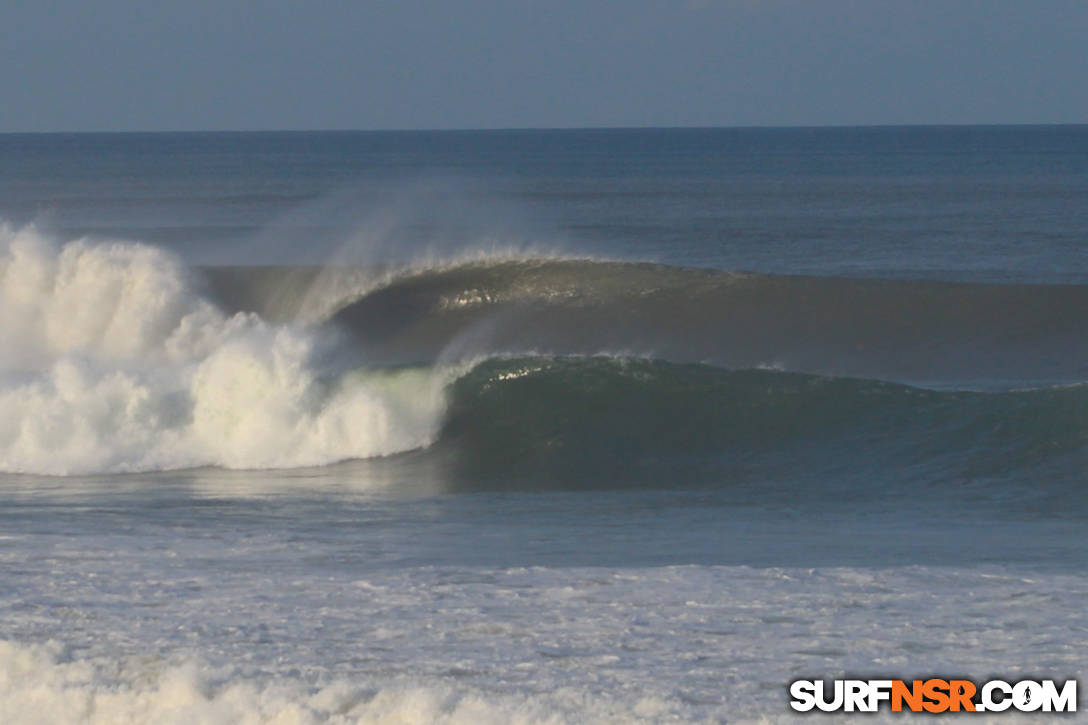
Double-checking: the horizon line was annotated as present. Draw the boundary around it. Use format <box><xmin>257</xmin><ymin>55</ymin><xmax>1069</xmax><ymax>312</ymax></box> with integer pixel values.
<box><xmin>2</xmin><ymin>122</ymin><xmax>1086</xmax><ymax>136</ymax></box>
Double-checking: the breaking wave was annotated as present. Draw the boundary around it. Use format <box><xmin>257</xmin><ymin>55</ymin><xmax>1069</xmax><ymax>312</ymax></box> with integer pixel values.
<box><xmin>3</xmin><ymin>223</ymin><xmax>1088</xmax><ymax>482</ymax></box>
<box><xmin>209</xmin><ymin>257</ymin><xmax>1088</xmax><ymax>386</ymax></box>
<box><xmin>0</xmin><ymin>225</ymin><xmax>447</xmax><ymax>474</ymax></box>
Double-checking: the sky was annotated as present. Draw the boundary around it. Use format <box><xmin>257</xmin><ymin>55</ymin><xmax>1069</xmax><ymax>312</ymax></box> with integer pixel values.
<box><xmin>1</xmin><ymin>0</ymin><xmax>1086</xmax><ymax>132</ymax></box>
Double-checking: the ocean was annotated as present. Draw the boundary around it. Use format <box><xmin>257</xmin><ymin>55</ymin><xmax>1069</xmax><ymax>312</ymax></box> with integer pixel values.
<box><xmin>0</xmin><ymin>126</ymin><xmax>1086</xmax><ymax>722</ymax></box>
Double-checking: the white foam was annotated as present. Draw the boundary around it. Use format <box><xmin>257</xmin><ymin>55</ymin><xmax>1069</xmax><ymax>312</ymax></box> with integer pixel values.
<box><xmin>0</xmin><ymin>225</ymin><xmax>448</xmax><ymax>475</ymax></box>
<box><xmin>0</xmin><ymin>641</ymin><xmax>707</xmax><ymax>725</ymax></box>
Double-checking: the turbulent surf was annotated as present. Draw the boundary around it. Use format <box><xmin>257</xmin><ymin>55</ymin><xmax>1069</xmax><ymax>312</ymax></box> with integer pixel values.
<box><xmin>3</xmin><ymin>223</ymin><xmax>1087</xmax><ymax>494</ymax></box>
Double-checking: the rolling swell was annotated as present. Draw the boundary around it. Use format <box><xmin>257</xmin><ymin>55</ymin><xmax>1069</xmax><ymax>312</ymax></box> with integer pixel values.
<box><xmin>206</xmin><ymin>259</ymin><xmax>1088</xmax><ymax>388</ymax></box>
<box><xmin>431</xmin><ymin>356</ymin><xmax>1088</xmax><ymax>504</ymax></box>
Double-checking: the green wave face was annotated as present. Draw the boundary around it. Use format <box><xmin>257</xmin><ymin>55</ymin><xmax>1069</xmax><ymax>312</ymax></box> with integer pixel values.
<box><xmin>430</xmin><ymin>356</ymin><xmax>1088</xmax><ymax>505</ymax></box>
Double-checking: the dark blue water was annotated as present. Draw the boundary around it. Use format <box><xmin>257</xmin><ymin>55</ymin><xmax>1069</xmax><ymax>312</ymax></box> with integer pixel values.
<box><xmin>3</xmin><ymin>126</ymin><xmax>1087</xmax><ymax>280</ymax></box>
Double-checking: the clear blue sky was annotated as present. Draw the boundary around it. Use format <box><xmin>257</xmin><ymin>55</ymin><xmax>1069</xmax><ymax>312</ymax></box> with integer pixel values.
<box><xmin>2</xmin><ymin>0</ymin><xmax>1085</xmax><ymax>132</ymax></box>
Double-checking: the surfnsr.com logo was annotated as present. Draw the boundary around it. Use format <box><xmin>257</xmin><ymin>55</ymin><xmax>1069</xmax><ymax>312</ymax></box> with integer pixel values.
<box><xmin>789</xmin><ymin>679</ymin><xmax>1077</xmax><ymax>713</ymax></box>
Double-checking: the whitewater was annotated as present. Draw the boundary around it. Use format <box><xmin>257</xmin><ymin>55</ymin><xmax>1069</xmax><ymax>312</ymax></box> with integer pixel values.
<box><xmin>2</xmin><ymin>127</ymin><xmax>1087</xmax><ymax>723</ymax></box>
<box><xmin>0</xmin><ymin>224</ymin><xmax>454</xmax><ymax>474</ymax></box>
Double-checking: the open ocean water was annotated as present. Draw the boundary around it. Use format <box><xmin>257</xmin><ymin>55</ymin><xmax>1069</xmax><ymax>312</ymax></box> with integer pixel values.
<box><xmin>1</xmin><ymin>127</ymin><xmax>1087</xmax><ymax>722</ymax></box>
